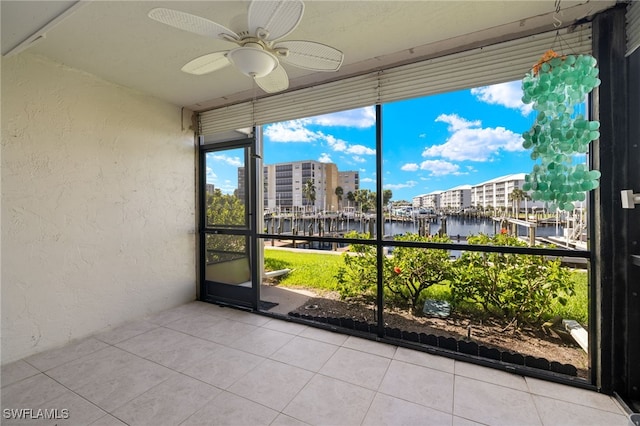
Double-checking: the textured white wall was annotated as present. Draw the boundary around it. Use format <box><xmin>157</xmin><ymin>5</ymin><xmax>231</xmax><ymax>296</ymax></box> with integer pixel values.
<box><xmin>1</xmin><ymin>54</ymin><xmax>196</xmax><ymax>363</ymax></box>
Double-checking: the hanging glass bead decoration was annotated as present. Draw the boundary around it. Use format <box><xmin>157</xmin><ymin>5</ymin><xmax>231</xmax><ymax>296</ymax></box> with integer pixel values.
<box><xmin>521</xmin><ymin>49</ymin><xmax>601</xmax><ymax>212</ymax></box>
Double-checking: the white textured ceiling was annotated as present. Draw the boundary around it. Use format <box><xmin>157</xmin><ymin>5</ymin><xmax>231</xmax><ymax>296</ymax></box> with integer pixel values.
<box><xmin>1</xmin><ymin>0</ymin><xmax>616</xmax><ymax>111</ymax></box>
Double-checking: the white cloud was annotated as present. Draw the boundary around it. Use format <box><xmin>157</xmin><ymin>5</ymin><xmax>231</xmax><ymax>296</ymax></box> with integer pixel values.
<box><xmin>264</xmin><ymin>107</ymin><xmax>375</xmax><ymax>143</ymax></box>
<box><xmin>346</xmin><ymin>144</ymin><xmax>375</xmax><ymax>155</ymax></box>
<box><xmin>325</xmin><ymin>134</ymin><xmax>348</xmax><ymax>151</ymax></box>
<box><xmin>424</xmin><ymin>113</ymin><xmax>523</xmax><ymax>162</ymax></box>
<box><xmin>471</xmin><ymin>81</ymin><xmax>533</xmax><ymax>116</ymax></box>
<box><xmin>361</xmin><ymin>177</ymin><xmax>375</xmax><ymax>183</ymax></box>
<box><xmin>384</xmin><ymin>181</ymin><xmax>418</xmax><ymax>190</ymax></box>
<box><xmin>419</xmin><ymin>133</ymin><xmax>427</xmax><ymax>138</ymax></box>
<box><xmin>264</xmin><ymin>120</ymin><xmax>320</xmax><ymax>142</ymax></box>
<box><xmin>312</xmin><ymin>106</ymin><xmax>376</xmax><ymax>128</ymax></box>
<box><xmin>265</xmin><ymin>119</ymin><xmax>374</xmax><ymax>164</ymax></box>
<box><xmin>212</xmin><ymin>154</ymin><xmax>242</xmax><ymax>167</ymax></box>
<box><xmin>401</xmin><ymin>163</ymin><xmax>419</xmax><ymax>172</ymax></box>
<box><xmin>325</xmin><ymin>135</ymin><xmax>374</xmax><ymax>157</ymax></box>
<box><xmin>318</xmin><ymin>153</ymin><xmax>332</xmax><ymax>163</ymax></box>
<box><xmin>351</xmin><ymin>156</ymin><xmax>366</xmax><ymax>163</ymax></box>
<box><xmin>435</xmin><ymin>113</ymin><xmax>481</xmax><ymax>131</ymax></box>
<box><xmin>419</xmin><ymin>160</ymin><xmax>462</xmax><ymax>176</ymax></box>
<box><xmin>206</xmin><ymin>166</ymin><xmax>217</xmax><ymax>182</ymax></box>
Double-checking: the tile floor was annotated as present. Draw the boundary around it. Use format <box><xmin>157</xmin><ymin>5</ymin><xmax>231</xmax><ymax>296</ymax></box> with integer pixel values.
<box><xmin>1</xmin><ymin>301</ymin><xmax>631</xmax><ymax>426</ymax></box>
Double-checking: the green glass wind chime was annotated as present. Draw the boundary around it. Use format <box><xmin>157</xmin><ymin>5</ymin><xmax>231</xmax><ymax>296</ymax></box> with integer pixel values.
<box><xmin>520</xmin><ymin>34</ymin><xmax>602</xmax><ymax>212</ymax></box>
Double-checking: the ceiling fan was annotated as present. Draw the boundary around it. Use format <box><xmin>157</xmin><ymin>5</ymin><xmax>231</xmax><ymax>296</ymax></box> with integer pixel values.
<box><xmin>148</xmin><ymin>0</ymin><xmax>344</xmax><ymax>93</ymax></box>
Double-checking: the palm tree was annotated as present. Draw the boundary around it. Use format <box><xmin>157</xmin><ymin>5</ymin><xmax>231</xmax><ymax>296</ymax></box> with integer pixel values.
<box><xmin>335</xmin><ymin>186</ymin><xmax>344</xmax><ymax>211</ymax></box>
<box><xmin>303</xmin><ymin>179</ymin><xmax>316</xmax><ymax>213</ymax></box>
<box><xmin>509</xmin><ymin>188</ymin><xmax>530</xmax><ymax>218</ymax></box>
<box><xmin>346</xmin><ymin>191</ymin><xmax>355</xmax><ymax>208</ymax></box>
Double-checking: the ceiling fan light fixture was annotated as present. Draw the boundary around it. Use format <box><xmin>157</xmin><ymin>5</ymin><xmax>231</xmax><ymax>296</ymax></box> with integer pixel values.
<box><xmin>227</xmin><ymin>47</ymin><xmax>278</xmax><ymax>78</ymax></box>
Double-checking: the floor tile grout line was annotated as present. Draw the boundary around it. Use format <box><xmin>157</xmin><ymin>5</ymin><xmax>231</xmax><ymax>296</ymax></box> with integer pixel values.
<box><xmin>451</xmin><ymin>365</ymin><xmax>457</xmax><ymax>419</ymax></box>
<box><xmin>93</xmin><ymin>321</ymin><xmax>161</xmax><ymax>346</ymax></box>
<box><xmin>177</xmin><ymin>389</ymin><xmax>233</xmax><ymax>426</ymax></box>
<box><xmin>340</xmin><ymin>337</ymin><xmax>398</xmax><ymax>360</ymax></box>
<box><xmin>37</xmin><ymin>371</ymin><xmax>111</xmax><ymax>419</ymax></box>
<box><xmin>109</xmin><ymin>373</ymin><xmax>222</xmax><ymax>426</ymax></box>
<box><xmin>34</xmin><ymin>339</ymin><xmax>204</xmax><ymax>417</ymax></box>
<box><xmin>20</xmin><ymin>338</ymin><xmax>111</xmax><ymax>374</ymax></box>
<box><xmin>112</xmin><ymin>319</ymin><xmax>305</xmax><ymax>385</ymax></box>
<box><xmin>0</xmin><ymin>375</ymin><xmax>41</xmax><ymax>390</ymax></box>
<box><xmin>532</xmin><ymin>392</ymin><xmax>630</xmax><ymax>418</ymax></box>
<box><xmin>373</xmin><ymin>349</ymin><xmax>395</xmax><ymax>393</ymax></box>
<box><xmin>456</xmin><ymin>374</ymin><xmax>547</xmax><ymax>426</ymax></box>
<box><xmin>524</xmin><ymin>377</ymin><xmax>625</xmax><ymax>415</ymax></box>
<box><xmin>452</xmin><ymin>359</ymin><xmax>532</xmax><ymax>393</ymax></box>
<box><xmin>373</xmin><ymin>386</ymin><xmax>456</xmax><ymax>418</ymax></box>
<box><xmin>358</xmin><ymin>354</ymin><xmax>396</xmax><ymax>426</ymax></box>
<box><xmin>266</xmin><ymin>340</ymin><xmax>341</xmax><ymax>374</ymax></box>
<box><xmin>389</xmin><ymin>357</ymin><xmax>456</xmax><ymax>381</ymax></box>
<box><xmin>107</xmin><ymin>335</ymin><xmax>244</xmax><ymax>394</ymax></box>
<box><xmin>392</xmin><ymin>353</ymin><xmax>455</xmax><ymax>376</ymax></box>
<box><xmin>224</xmin><ymin>367</ymin><xmax>311</xmax><ymax>418</ymax></box>
<box><xmin>279</xmin><ymin>368</ymin><xmax>323</xmax><ymax>422</ymax></box>
<box><xmin>528</xmin><ymin>389</ymin><xmax>548</xmax><ymax>426</ymax></box>
<box><xmin>453</xmin><ymin>414</ymin><xmax>492</xmax><ymax>426</ymax></box>
<box><xmin>41</xmin><ymin>348</ymin><xmax>179</xmax><ymax>416</ymax></box>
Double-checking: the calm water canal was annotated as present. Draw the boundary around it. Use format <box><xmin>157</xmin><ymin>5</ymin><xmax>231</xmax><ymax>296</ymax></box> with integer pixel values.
<box><xmin>265</xmin><ymin>215</ymin><xmax>564</xmax><ymax>240</ymax></box>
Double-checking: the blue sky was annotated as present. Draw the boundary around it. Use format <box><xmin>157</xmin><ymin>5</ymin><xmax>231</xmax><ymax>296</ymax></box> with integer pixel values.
<box><xmin>206</xmin><ymin>79</ymin><xmax>586</xmax><ymax>201</ymax></box>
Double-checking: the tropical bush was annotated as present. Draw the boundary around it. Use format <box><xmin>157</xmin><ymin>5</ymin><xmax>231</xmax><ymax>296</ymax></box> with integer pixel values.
<box><xmin>385</xmin><ymin>234</ymin><xmax>452</xmax><ymax>312</ymax></box>
<box><xmin>336</xmin><ymin>232</ymin><xmax>452</xmax><ymax>311</ymax></box>
<box><xmin>335</xmin><ymin>231</ymin><xmax>576</xmax><ymax>328</ymax></box>
<box><xmin>335</xmin><ymin>231</ymin><xmax>378</xmax><ymax>299</ymax></box>
<box><xmin>450</xmin><ymin>233</ymin><xmax>573</xmax><ymax>327</ymax></box>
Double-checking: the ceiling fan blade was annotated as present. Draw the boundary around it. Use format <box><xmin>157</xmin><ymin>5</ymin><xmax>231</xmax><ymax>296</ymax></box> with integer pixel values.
<box><xmin>148</xmin><ymin>8</ymin><xmax>239</xmax><ymax>42</ymax></box>
<box><xmin>255</xmin><ymin>65</ymin><xmax>289</xmax><ymax>93</ymax></box>
<box><xmin>276</xmin><ymin>40</ymin><xmax>344</xmax><ymax>71</ymax></box>
<box><xmin>181</xmin><ymin>52</ymin><xmax>231</xmax><ymax>75</ymax></box>
<box><xmin>248</xmin><ymin>0</ymin><xmax>304</xmax><ymax>42</ymax></box>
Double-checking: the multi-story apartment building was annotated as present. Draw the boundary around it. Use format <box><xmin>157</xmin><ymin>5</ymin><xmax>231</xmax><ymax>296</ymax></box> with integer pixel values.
<box><xmin>338</xmin><ymin>171</ymin><xmax>359</xmax><ymax>197</ymax></box>
<box><xmin>421</xmin><ymin>190</ymin><xmax>443</xmax><ymax>210</ymax></box>
<box><xmin>337</xmin><ymin>170</ymin><xmax>359</xmax><ymax>210</ymax></box>
<box><xmin>440</xmin><ymin>185</ymin><xmax>471</xmax><ymax>211</ymax></box>
<box><xmin>262</xmin><ymin>160</ymin><xmax>339</xmax><ymax>213</ymax></box>
<box><xmin>412</xmin><ymin>194</ymin><xmax>427</xmax><ymax>208</ymax></box>
<box><xmin>471</xmin><ymin>173</ymin><xmax>544</xmax><ymax>211</ymax></box>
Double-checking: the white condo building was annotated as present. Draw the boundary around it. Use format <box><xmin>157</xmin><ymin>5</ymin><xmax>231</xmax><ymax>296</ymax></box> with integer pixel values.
<box><xmin>471</xmin><ymin>173</ymin><xmax>545</xmax><ymax>211</ymax></box>
<box><xmin>412</xmin><ymin>194</ymin><xmax>427</xmax><ymax>208</ymax></box>
<box><xmin>263</xmin><ymin>160</ymin><xmax>338</xmax><ymax>213</ymax></box>
<box><xmin>414</xmin><ymin>191</ymin><xmax>443</xmax><ymax>210</ymax></box>
<box><xmin>423</xmin><ymin>191</ymin><xmax>443</xmax><ymax>210</ymax></box>
<box><xmin>440</xmin><ymin>185</ymin><xmax>472</xmax><ymax>210</ymax></box>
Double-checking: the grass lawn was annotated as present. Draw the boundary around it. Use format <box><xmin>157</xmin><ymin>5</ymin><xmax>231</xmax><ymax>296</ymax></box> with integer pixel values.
<box><xmin>264</xmin><ymin>248</ymin><xmax>343</xmax><ymax>293</ymax></box>
<box><xmin>550</xmin><ymin>270</ymin><xmax>588</xmax><ymax>325</ymax></box>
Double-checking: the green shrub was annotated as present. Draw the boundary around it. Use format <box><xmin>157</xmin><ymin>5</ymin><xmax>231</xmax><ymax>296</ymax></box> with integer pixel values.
<box><xmin>336</xmin><ymin>232</ymin><xmax>452</xmax><ymax>311</ymax></box>
<box><xmin>451</xmin><ymin>233</ymin><xmax>573</xmax><ymax>327</ymax></box>
<box><xmin>385</xmin><ymin>234</ymin><xmax>452</xmax><ymax>313</ymax></box>
<box><xmin>335</xmin><ymin>231</ymin><xmax>378</xmax><ymax>299</ymax></box>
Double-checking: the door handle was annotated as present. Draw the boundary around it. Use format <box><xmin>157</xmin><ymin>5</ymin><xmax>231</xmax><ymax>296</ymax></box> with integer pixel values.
<box><xmin>621</xmin><ymin>190</ymin><xmax>640</xmax><ymax>209</ymax></box>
